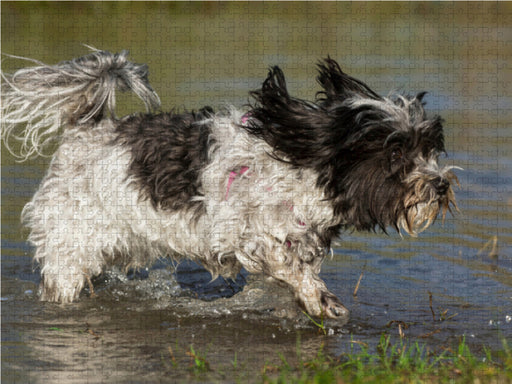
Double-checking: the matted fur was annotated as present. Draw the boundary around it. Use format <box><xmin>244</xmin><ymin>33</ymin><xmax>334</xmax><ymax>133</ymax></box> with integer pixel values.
<box><xmin>1</xmin><ymin>50</ymin><xmax>459</xmax><ymax>319</ymax></box>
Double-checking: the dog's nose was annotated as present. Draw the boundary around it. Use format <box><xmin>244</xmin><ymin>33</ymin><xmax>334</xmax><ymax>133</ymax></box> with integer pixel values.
<box><xmin>434</xmin><ymin>177</ymin><xmax>449</xmax><ymax>194</ymax></box>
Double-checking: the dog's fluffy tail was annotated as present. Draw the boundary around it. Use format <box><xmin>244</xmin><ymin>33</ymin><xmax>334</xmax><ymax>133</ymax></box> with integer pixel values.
<box><xmin>1</xmin><ymin>48</ymin><xmax>161</xmax><ymax>160</ymax></box>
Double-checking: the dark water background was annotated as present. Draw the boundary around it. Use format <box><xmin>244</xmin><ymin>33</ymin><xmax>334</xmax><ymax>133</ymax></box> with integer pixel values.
<box><xmin>2</xmin><ymin>3</ymin><xmax>511</xmax><ymax>383</ymax></box>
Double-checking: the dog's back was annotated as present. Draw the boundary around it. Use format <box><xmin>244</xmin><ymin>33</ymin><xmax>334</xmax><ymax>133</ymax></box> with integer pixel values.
<box><xmin>115</xmin><ymin>108</ymin><xmax>214</xmax><ymax>213</ymax></box>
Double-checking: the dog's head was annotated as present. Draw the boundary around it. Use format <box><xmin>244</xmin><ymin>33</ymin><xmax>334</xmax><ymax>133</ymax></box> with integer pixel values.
<box><xmin>248</xmin><ymin>58</ymin><xmax>459</xmax><ymax>235</ymax></box>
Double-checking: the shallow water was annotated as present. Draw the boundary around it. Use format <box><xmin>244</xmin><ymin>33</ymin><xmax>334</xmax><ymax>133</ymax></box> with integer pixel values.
<box><xmin>2</xmin><ymin>2</ymin><xmax>511</xmax><ymax>383</ymax></box>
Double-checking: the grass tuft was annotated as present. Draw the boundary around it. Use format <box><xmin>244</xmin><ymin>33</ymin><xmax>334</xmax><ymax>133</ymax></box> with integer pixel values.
<box><xmin>261</xmin><ymin>335</ymin><xmax>512</xmax><ymax>384</ymax></box>
<box><xmin>186</xmin><ymin>345</ymin><xmax>211</xmax><ymax>373</ymax></box>
<box><xmin>165</xmin><ymin>335</ymin><xmax>512</xmax><ymax>383</ymax></box>
<box><xmin>302</xmin><ymin>310</ymin><xmax>327</xmax><ymax>335</ymax></box>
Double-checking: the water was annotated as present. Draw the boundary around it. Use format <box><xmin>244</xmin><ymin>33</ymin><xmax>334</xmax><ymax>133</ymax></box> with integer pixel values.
<box><xmin>2</xmin><ymin>2</ymin><xmax>511</xmax><ymax>382</ymax></box>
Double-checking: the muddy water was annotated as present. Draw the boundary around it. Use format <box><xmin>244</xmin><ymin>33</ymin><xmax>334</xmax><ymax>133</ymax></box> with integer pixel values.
<box><xmin>2</xmin><ymin>2</ymin><xmax>511</xmax><ymax>383</ymax></box>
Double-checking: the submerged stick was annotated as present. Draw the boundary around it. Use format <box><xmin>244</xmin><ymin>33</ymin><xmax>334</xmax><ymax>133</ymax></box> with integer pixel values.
<box><xmin>353</xmin><ymin>262</ymin><xmax>367</xmax><ymax>297</ymax></box>
<box><xmin>477</xmin><ymin>235</ymin><xmax>498</xmax><ymax>258</ymax></box>
<box><xmin>428</xmin><ymin>291</ymin><xmax>436</xmax><ymax>322</ymax></box>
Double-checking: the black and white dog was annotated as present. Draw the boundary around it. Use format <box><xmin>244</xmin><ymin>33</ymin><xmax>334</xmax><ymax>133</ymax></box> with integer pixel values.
<box><xmin>1</xmin><ymin>50</ymin><xmax>458</xmax><ymax>319</ymax></box>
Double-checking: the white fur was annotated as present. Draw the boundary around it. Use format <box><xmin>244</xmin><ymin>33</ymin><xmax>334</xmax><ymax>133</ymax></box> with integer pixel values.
<box><xmin>18</xmin><ymin>108</ymin><xmax>340</xmax><ymax>316</ymax></box>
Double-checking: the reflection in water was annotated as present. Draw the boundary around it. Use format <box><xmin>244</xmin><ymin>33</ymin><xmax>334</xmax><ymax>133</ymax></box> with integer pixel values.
<box><xmin>2</xmin><ymin>272</ymin><xmax>333</xmax><ymax>383</ymax></box>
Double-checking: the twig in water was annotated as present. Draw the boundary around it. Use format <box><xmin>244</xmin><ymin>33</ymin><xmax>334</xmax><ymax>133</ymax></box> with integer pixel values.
<box><xmin>477</xmin><ymin>235</ymin><xmax>498</xmax><ymax>258</ymax></box>
<box><xmin>428</xmin><ymin>291</ymin><xmax>436</xmax><ymax>322</ymax></box>
<box><xmin>419</xmin><ymin>329</ymin><xmax>442</xmax><ymax>338</ymax></box>
<box><xmin>83</xmin><ymin>270</ymin><xmax>97</xmax><ymax>298</ymax></box>
<box><xmin>386</xmin><ymin>320</ymin><xmax>409</xmax><ymax>339</ymax></box>
<box><xmin>353</xmin><ymin>262</ymin><xmax>366</xmax><ymax>297</ymax></box>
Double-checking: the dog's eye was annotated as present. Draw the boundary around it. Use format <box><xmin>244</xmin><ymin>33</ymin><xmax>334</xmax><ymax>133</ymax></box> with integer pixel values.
<box><xmin>387</xmin><ymin>149</ymin><xmax>405</xmax><ymax>175</ymax></box>
<box><xmin>391</xmin><ymin>149</ymin><xmax>403</xmax><ymax>162</ymax></box>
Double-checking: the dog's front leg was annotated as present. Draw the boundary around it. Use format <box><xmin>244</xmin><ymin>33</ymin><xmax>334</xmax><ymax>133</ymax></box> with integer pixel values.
<box><xmin>267</xmin><ymin>259</ymin><xmax>349</xmax><ymax>320</ymax></box>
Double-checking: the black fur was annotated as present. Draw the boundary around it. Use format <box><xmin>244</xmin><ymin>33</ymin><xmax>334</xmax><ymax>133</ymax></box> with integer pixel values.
<box><xmin>316</xmin><ymin>57</ymin><xmax>382</xmax><ymax>104</ymax></box>
<box><xmin>247</xmin><ymin>58</ymin><xmax>447</xmax><ymax>233</ymax></box>
<box><xmin>116</xmin><ymin>58</ymin><xmax>447</xmax><ymax>238</ymax></box>
<box><xmin>116</xmin><ymin>107</ymin><xmax>214</xmax><ymax>212</ymax></box>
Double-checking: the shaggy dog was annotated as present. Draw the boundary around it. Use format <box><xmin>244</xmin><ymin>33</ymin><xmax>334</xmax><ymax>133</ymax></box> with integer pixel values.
<box><xmin>1</xmin><ymin>50</ymin><xmax>458</xmax><ymax>319</ymax></box>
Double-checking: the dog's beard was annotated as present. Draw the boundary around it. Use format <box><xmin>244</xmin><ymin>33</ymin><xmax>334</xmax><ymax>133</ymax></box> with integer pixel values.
<box><xmin>399</xmin><ymin>167</ymin><xmax>459</xmax><ymax>236</ymax></box>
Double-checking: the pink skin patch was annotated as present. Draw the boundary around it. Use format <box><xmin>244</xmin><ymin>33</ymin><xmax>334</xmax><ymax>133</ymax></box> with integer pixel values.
<box><xmin>240</xmin><ymin>113</ymin><xmax>251</xmax><ymax>124</ymax></box>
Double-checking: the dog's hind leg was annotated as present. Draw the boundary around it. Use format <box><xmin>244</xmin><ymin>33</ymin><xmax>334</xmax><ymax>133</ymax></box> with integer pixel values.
<box><xmin>21</xmin><ymin>144</ymin><xmax>122</xmax><ymax>303</ymax></box>
<box><xmin>23</xmin><ymin>195</ymin><xmax>108</xmax><ymax>303</ymax></box>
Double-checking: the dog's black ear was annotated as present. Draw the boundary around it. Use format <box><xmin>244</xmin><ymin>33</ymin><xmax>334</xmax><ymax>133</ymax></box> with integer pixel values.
<box><xmin>260</xmin><ymin>66</ymin><xmax>290</xmax><ymax>100</ymax></box>
<box><xmin>316</xmin><ymin>57</ymin><xmax>382</xmax><ymax>102</ymax></box>
<box><xmin>415</xmin><ymin>91</ymin><xmax>428</xmax><ymax>103</ymax></box>
<box><xmin>248</xmin><ymin>66</ymin><xmax>334</xmax><ymax>168</ymax></box>
<box><xmin>249</xmin><ymin>66</ymin><xmax>328</xmax><ymax>130</ymax></box>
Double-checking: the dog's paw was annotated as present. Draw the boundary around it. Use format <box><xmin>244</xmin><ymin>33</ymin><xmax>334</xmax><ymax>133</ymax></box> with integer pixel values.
<box><xmin>299</xmin><ymin>289</ymin><xmax>350</xmax><ymax>321</ymax></box>
<box><xmin>320</xmin><ymin>291</ymin><xmax>349</xmax><ymax>320</ymax></box>
<box><xmin>39</xmin><ymin>273</ymin><xmax>84</xmax><ymax>303</ymax></box>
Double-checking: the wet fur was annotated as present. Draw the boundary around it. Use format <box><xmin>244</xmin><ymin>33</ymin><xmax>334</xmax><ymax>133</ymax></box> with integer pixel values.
<box><xmin>1</xmin><ymin>50</ymin><xmax>458</xmax><ymax>319</ymax></box>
